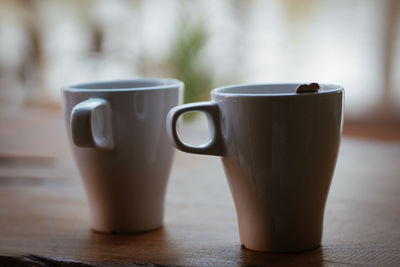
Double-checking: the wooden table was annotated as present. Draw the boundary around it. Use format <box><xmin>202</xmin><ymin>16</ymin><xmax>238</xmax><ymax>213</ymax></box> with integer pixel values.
<box><xmin>0</xmin><ymin>107</ymin><xmax>399</xmax><ymax>266</ymax></box>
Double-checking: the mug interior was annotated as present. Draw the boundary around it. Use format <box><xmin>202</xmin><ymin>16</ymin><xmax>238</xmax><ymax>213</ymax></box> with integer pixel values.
<box><xmin>214</xmin><ymin>83</ymin><xmax>342</xmax><ymax>96</ymax></box>
<box><xmin>65</xmin><ymin>78</ymin><xmax>182</xmax><ymax>91</ymax></box>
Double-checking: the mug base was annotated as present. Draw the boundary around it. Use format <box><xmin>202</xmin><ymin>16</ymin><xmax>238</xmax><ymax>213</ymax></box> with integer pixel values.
<box><xmin>241</xmin><ymin>243</ymin><xmax>321</xmax><ymax>253</ymax></box>
<box><xmin>90</xmin><ymin>224</ymin><xmax>163</xmax><ymax>235</ymax></box>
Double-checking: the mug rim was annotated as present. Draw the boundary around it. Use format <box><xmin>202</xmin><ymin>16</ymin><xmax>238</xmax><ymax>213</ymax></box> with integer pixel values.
<box><xmin>211</xmin><ymin>83</ymin><xmax>344</xmax><ymax>97</ymax></box>
<box><xmin>63</xmin><ymin>78</ymin><xmax>183</xmax><ymax>92</ymax></box>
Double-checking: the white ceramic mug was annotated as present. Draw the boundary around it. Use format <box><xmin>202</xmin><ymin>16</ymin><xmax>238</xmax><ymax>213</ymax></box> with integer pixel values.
<box><xmin>63</xmin><ymin>78</ymin><xmax>183</xmax><ymax>233</ymax></box>
<box><xmin>167</xmin><ymin>83</ymin><xmax>344</xmax><ymax>252</ymax></box>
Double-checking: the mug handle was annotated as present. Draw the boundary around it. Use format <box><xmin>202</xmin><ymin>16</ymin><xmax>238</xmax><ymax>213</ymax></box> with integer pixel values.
<box><xmin>70</xmin><ymin>98</ymin><xmax>114</xmax><ymax>150</ymax></box>
<box><xmin>166</xmin><ymin>102</ymin><xmax>224</xmax><ymax>156</ymax></box>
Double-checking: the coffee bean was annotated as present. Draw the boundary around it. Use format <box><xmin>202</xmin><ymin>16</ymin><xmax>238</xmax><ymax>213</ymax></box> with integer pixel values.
<box><xmin>296</xmin><ymin>83</ymin><xmax>320</xmax><ymax>93</ymax></box>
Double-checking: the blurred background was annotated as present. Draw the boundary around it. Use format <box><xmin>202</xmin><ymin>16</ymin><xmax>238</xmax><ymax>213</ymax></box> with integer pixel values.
<box><xmin>0</xmin><ymin>0</ymin><xmax>399</xmax><ymax>140</ymax></box>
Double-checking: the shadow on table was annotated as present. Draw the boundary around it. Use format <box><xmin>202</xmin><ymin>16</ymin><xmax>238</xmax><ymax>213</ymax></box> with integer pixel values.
<box><xmin>239</xmin><ymin>245</ymin><xmax>324</xmax><ymax>266</ymax></box>
<box><xmin>76</xmin><ymin>227</ymin><xmax>181</xmax><ymax>265</ymax></box>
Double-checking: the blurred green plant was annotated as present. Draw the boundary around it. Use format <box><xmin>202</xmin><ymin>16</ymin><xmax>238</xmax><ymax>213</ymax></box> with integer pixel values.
<box><xmin>168</xmin><ymin>13</ymin><xmax>213</xmax><ymax>121</ymax></box>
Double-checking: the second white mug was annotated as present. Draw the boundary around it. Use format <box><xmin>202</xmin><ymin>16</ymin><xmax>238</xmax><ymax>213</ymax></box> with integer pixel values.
<box><xmin>63</xmin><ymin>78</ymin><xmax>183</xmax><ymax>233</ymax></box>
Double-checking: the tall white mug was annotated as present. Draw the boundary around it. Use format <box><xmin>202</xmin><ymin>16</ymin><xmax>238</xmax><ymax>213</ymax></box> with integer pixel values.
<box><xmin>63</xmin><ymin>78</ymin><xmax>183</xmax><ymax>233</ymax></box>
<box><xmin>167</xmin><ymin>83</ymin><xmax>344</xmax><ymax>252</ymax></box>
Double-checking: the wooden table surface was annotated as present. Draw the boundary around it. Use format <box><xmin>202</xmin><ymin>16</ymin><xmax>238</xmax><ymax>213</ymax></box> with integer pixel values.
<box><xmin>0</xmin><ymin>107</ymin><xmax>399</xmax><ymax>266</ymax></box>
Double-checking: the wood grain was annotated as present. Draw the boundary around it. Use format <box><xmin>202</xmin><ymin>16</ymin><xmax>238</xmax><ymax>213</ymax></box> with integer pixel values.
<box><xmin>0</xmin><ymin>108</ymin><xmax>399</xmax><ymax>266</ymax></box>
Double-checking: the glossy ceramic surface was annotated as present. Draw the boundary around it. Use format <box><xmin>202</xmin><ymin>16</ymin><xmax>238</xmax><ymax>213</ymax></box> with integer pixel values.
<box><xmin>167</xmin><ymin>83</ymin><xmax>344</xmax><ymax>252</ymax></box>
<box><xmin>63</xmin><ymin>78</ymin><xmax>183</xmax><ymax>233</ymax></box>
